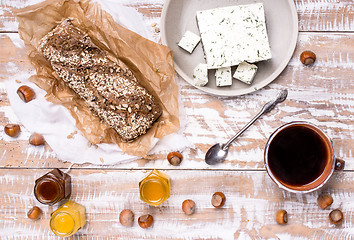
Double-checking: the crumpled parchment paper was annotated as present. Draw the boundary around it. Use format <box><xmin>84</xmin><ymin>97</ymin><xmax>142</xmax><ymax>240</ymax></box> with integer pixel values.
<box><xmin>15</xmin><ymin>0</ymin><xmax>181</xmax><ymax>158</ymax></box>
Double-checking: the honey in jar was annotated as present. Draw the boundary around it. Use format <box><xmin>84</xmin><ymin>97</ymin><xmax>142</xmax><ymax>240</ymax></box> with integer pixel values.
<box><xmin>34</xmin><ymin>168</ymin><xmax>71</xmax><ymax>205</ymax></box>
<box><xmin>50</xmin><ymin>200</ymin><xmax>86</xmax><ymax>237</ymax></box>
<box><xmin>139</xmin><ymin>169</ymin><xmax>170</xmax><ymax>206</ymax></box>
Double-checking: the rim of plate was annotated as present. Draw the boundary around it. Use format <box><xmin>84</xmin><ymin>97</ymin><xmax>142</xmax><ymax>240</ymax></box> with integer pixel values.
<box><xmin>160</xmin><ymin>0</ymin><xmax>299</xmax><ymax>97</ymax></box>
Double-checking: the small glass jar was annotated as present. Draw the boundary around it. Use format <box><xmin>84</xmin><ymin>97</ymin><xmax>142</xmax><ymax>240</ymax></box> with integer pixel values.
<box><xmin>139</xmin><ymin>169</ymin><xmax>170</xmax><ymax>206</ymax></box>
<box><xmin>50</xmin><ymin>200</ymin><xmax>86</xmax><ymax>237</ymax></box>
<box><xmin>34</xmin><ymin>168</ymin><xmax>71</xmax><ymax>205</ymax></box>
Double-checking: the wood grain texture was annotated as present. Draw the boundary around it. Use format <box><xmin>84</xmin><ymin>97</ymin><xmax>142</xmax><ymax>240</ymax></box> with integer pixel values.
<box><xmin>0</xmin><ymin>0</ymin><xmax>353</xmax><ymax>32</ymax></box>
<box><xmin>0</xmin><ymin>0</ymin><xmax>353</xmax><ymax>239</ymax></box>
<box><xmin>295</xmin><ymin>0</ymin><xmax>354</xmax><ymax>32</ymax></box>
<box><xmin>0</xmin><ymin>32</ymin><xmax>353</xmax><ymax>169</ymax></box>
<box><xmin>0</xmin><ymin>169</ymin><xmax>353</xmax><ymax>239</ymax></box>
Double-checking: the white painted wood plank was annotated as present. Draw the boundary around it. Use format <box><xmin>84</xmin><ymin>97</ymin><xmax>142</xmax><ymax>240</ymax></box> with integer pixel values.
<box><xmin>0</xmin><ymin>0</ymin><xmax>353</xmax><ymax>32</ymax></box>
<box><xmin>0</xmin><ymin>169</ymin><xmax>353</xmax><ymax>239</ymax></box>
<box><xmin>295</xmin><ymin>0</ymin><xmax>354</xmax><ymax>32</ymax></box>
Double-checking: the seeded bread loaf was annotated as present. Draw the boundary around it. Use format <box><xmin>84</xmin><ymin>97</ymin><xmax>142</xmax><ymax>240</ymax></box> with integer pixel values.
<box><xmin>38</xmin><ymin>19</ymin><xmax>162</xmax><ymax>141</ymax></box>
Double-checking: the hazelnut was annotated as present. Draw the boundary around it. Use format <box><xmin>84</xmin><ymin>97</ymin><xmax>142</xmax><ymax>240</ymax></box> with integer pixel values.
<box><xmin>4</xmin><ymin>124</ymin><xmax>21</xmax><ymax>137</ymax></box>
<box><xmin>329</xmin><ymin>209</ymin><xmax>343</xmax><ymax>225</ymax></box>
<box><xmin>211</xmin><ymin>192</ymin><xmax>226</xmax><ymax>208</ymax></box>
<box><xmin>300</xmin><ymin>51</ymin><xmax>316</xmax><ymax>65</ymax></box>
<box><xmin>182</xmin><ymin>199</ymin><xmax>196</xmax><ymax>215</ymax></box>
<box><xmin>317</xmin><ymin>193</ymin><xmax>333</xmax><ymax>209</ymax></box>
<box><xmin>119</xmin><ymin>209</ymin><xmax>134</xmax><ymax>227</ymax></box>
<box><xmin>17</xmin><ymin>85</ymin><xmax>36</xmax><ymax>103</ymax></box>
<box><xmin>335</xmin><ymin>158</ymin><xmax>345</xmax><ymax>170</ymax></box>
<box><xmin>276</xmin><ymin>210</ymin><xmax>288</xmax><ymax>225</ymax></box>
<box><xmin>167</xmin><ymin>152</ymin><xmax>183</xmax><ymax>166</ymax></box>
<box><xmin>27</xmin><ymin>206</ymin><xmax>42</xmax><ymax>220</ymax></box>
<box><xmin>138</xmin><ymin>214</ymin><xmax>153</xmax><ymax>229</ymax></box>
<box><xmin>29</xmin><ymin>133</ymin><xmax>45</xmax><ymax>146</ymax></box>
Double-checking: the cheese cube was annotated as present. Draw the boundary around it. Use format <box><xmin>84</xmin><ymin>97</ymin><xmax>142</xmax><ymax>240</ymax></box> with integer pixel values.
<box><xmin>196</xmin><ymin>3</ymin><xmax>272</xmax><ymax>69</ymax></box>
<box><xmin>215</xmin><ymin>67</ymin><xmax>232</xmax><ymax>87</ymax></box>
<box><xmin>233</xmin><ymin>62</ymin><xmax>258</xmax><ymax>84</ymax></box>
<box><xmin>193</xmin><ymin>63</ymin><xmax>208</xmax><ymax>86</ymax></box>
<box><xmin>178</xmin><ymin>31</ymin><xmax>201</xmax><ymax>53</ymax></box>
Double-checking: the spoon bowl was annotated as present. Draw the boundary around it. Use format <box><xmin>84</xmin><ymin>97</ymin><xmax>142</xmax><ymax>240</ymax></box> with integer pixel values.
<box><xmin>205</xmin><ymin>143</ymin><xmax>228</xmax><ymax>165</ymax></box>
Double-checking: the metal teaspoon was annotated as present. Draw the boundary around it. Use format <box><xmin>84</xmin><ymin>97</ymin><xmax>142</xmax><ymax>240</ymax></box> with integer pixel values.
<box><xmin>205</xmin><ymin>89</ymin><xmax>288</xmax><ymax>165</ymax></box>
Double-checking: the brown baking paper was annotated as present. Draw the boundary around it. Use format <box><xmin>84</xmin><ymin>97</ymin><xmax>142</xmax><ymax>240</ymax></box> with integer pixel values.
<box><xmin>15</xmin><ymin>0</ymin><xmax>180</xmax><ymax>157</ymax></box>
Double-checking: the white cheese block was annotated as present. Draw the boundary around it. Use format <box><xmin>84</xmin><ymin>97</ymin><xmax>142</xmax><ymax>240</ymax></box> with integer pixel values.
<box><xmin>233</xmin><ymin>62</ymin><xmax>258</xmax><ymax>84</ymax></box>
<box><xmin>196</xmin><ymin>3</ymin><xmax>272</xmax><ymax>69</ymax></box>
<box><xmin>193</xmin><ymin>63</ymin><xmax>208</xmax><ymax>86</ymax></box>
<box><xmin>178</xmin><ymin>31</ymin><xmax>201</xmax><ymax>53</ymax></box>
<box><xmin>215</xmin><ymin>67</ymin><xmax>232</xmax><ymax>87</ymax></box>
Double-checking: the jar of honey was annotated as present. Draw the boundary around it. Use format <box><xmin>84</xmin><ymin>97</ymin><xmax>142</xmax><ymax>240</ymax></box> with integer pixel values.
<box><xmin>139</xmin><ymin>169</ymin><xmax>170</xmax><ymax>206</ymax></box>
<box><xmin>34</xmin><ymin>168</ymin><xmax>71</xmax><ymax>205</ymax></box>
<box><xmin>50</xmin><ymin>200</ymin><xmax>86</xmax><ymax>237</ymax></box>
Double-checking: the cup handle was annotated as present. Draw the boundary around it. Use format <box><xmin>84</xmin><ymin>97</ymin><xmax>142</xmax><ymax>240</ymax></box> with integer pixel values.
<box><xmin>335</xmin><ymin>158</ymin><xmax>345</xmax><ymax>170</ymax></box>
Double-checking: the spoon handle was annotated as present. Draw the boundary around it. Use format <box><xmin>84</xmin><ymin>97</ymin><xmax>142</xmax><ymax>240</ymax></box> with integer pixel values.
<box><xmin>222</xmin><ymin>89</ymin><xmax>288</xmax><ymax>150</ymax></box>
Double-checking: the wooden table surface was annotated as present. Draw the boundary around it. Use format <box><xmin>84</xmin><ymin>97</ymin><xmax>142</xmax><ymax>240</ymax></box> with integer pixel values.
<box><xmin>0</xmin><ymin>0</ymin><xmax>353</xmax><ymax>239</ymax></box>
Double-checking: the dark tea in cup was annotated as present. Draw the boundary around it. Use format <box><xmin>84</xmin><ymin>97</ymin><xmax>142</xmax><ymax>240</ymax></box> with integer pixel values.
<box><xmin>264</xmin><ymin>122</ymin><xmax>343</xmax><ymax>193</ymax></box>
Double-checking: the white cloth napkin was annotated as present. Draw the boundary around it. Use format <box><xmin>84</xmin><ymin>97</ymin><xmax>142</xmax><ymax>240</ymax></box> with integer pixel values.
<box><xmin>5</xmin><ymin>0</ymin><xmax>189</xmax><ymax>165</ymax></box>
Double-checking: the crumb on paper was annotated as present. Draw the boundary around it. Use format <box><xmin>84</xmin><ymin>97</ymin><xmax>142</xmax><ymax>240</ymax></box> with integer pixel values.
<box><xmin>15</xmin><ymin>80</ymin><xmax>21</xmax><ymax>83</ymax></box>
<box><xmin>100</xmin><ymin>157</ymin><xmax>104</xmax><ymax>163</ymax></box>
<box><xmin>67</xmin><ymin>130</ymin><xmax>78</xmax><ymax>139</ymax></box>
<box><xmin>151</xmin><ymin>22</ymin><xmax>157</xmax><ymax>27</ymax></box>
<box><xmin>154</xmin><ymin>27</ymin><xmax>160</xmax><ymax>33</ymax></box>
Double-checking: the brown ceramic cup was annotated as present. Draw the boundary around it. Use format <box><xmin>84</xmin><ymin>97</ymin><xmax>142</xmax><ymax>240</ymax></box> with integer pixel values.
<box><xmin>264</xmin><ymin>121</ymin><xmax>345</xmax><ymax>193</ymax></box>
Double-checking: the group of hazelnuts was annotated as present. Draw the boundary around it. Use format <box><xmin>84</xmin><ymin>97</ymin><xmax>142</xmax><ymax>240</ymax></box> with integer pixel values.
<box><xmin>119</xmin><ymin>192</ymin><xmax>226</xmax><ymax>229</ymax></box>
<box><xmin>119</xmin><ymin>192</ymin><xmax>344</xmax><ymax>229</ymax></box>
<box><xmin>4</xmin><ymin>84</ymin><xmax>46</xmax><ymax>146</ymax></box>
<box><xmin>276</xmin><ymin>193</ymin><xmax>344</xmax><ymax>225</ymax></box>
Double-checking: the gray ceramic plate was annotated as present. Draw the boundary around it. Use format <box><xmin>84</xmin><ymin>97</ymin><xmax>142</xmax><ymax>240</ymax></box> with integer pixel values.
<box><xmin>161</xmin><ymin>0</ymin><xmax>298</xmax><ymax>96</ymax></box>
